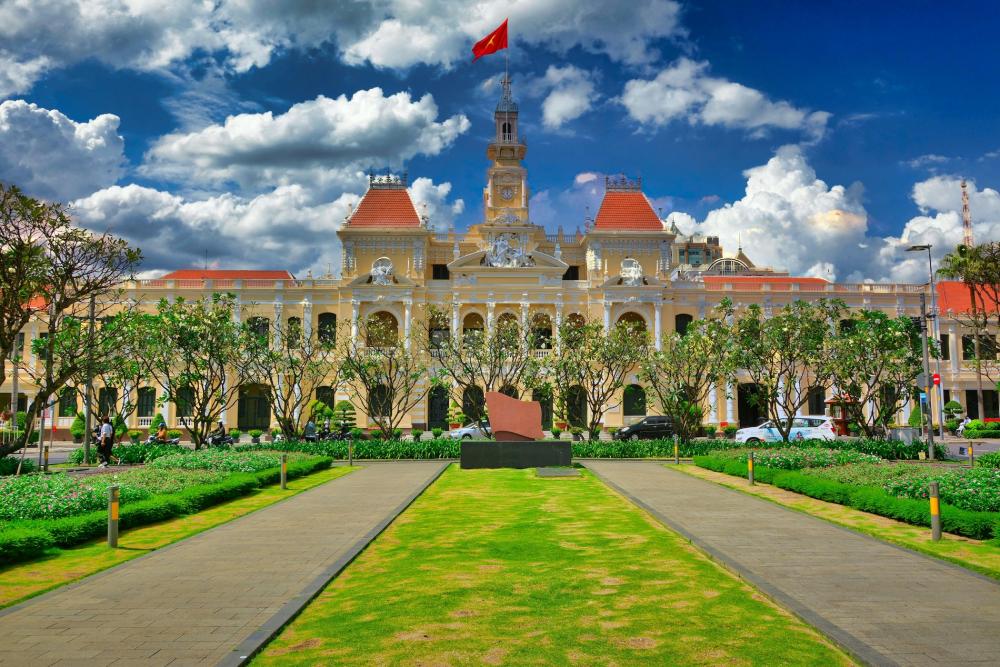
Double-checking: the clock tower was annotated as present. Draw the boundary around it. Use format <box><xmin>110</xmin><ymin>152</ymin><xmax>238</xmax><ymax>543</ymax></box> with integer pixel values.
<box><xmin>484</xmin><ymin>74</ymin><xmax>529</xmax><ymax>225</ymax></box>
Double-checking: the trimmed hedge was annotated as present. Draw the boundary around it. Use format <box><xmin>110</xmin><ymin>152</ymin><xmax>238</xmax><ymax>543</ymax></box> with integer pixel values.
<box><xmin>977</xmin><ymin>452</ymin><xmax>1000</xmax><ymax>469</ymax></box>
<box><xmin>0</xmin><ymin>455</ymin><xmax>332</xmax><ymax>566</ymax></box>
<box><xmin>0</xmin><ymin>456</ymin><xmax>36</xmax><ymax>476</ymax></box>
<box><xmin>242</xmin><ymin>436</ymin><xmax>946</xmax><ymax>461</ymax></box>
<box><xmin>692</xmin><ymin>454</ymin><xmax>1000</xmax><ymax>540</ymax></box>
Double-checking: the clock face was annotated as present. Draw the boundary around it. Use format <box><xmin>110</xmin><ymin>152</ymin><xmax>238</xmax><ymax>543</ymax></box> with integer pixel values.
<box><xmin>500</xmin><ymin>187</ymin><xmax>515</xmax><ymax>201</ymax></box>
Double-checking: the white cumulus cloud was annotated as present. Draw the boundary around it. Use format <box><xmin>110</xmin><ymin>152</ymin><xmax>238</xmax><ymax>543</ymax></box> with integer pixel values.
<box><xmin>620</xmin><ymin>58</ymin><xmax>830</xmax><ymax>140</ymax></box>
<box><xmin>536</xmin><ymin>66</ymin><xmax>598</xmax><ymax>130</ymax></box>
<box><xmin>0</xmin><ymin>100</ymin><xmax>125</xmax><ymax>200</ymax></box>
<box><xmin>142</xmin><ymin>88</ymin><xmax>470</xmax><ymax>195</ymax></box>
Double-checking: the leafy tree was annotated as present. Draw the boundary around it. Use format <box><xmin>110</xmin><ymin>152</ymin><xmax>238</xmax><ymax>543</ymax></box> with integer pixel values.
<box><xmin>237</xmin><ymin>314</ymin><xmax>344</xmax><ymax>438</ymax></box>
<box><xmin>939</xmin><ymin>242</ymin><xmax>1000</xmax><ymax>416</ymax></box>
<box><xmin>139</xmin><ymin>294</ymin><xmax>248</xmax><ymax>449</ymax></box>
<box><xmin>732</xmin><ymin>299</ymin><xmax>844</xmax><ymax>442</ymax></box>
<box><xmin>551</xmin><ymin>318</ymin><xmax>648</xmax><ymax>439</ymax></box>
<box><xmin>642</xmin><ymin>301</ymin><xmax>736</xmax><ymax>441</ymax></box>
<box><xmin>423</xmin><ymin>305</ymin><xmax>549</xmax><ymax>403</ymax></box>
<box><xmin>333</xmin><ymin>400</ymin><xmax>357</xmax><ymax>429</ymax></box>
<box><xmin>825</xmin><ymin>310</ymin><xmax>924</xmax><ymax>437</ymax></box>
<box><xmin>341</xmin><ymin>314</ymin><xmax>437</xmax><ymax>435</ymax></box>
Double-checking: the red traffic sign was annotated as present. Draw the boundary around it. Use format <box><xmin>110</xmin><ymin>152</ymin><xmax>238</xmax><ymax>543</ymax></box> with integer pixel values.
<box><xmin>932</xmin><ymin>373</ymin><xmax>940</xmax><ymax>386</ymax></box>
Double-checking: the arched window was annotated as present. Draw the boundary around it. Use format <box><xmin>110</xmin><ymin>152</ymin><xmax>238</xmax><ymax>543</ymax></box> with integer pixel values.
<box><xmin>617</xmin><ymin>312</ymin><xmax>646</xmax><ymax>333</ymax></box>
<box><xmin>315</xmin><ymin>386</ymin><xmax>334</xmax><ymax>410</ymax></box>
<box><xmin>137</xmin><ymin>387</ymin><xmax>156</xmax><ymax>418</ymax></box>
<box><xmin>499</xmin><ymin>384</ymin><xmax>518</xmax><ymax>399</ymax></box>
<box><xmin>497</xmin><ymin>312</ymin><xmax>518</xmax><ymax>331</ymax></box>
<box><xmin>369</xmin><ymin>384</ymin><xmax>391</xmax><ymax>419</ymax></box>
<box><xmin>98</xmin><ymin>387</ymin><xmax>118</xmax><ymax>419</ymax></box>
<box><xmin>175</xmin><ymin>386</ymin><xmax>194</xmax><ymax>419</ymax></box>
<box><xmin>237</xmin><ymin>384</ymin><xmax>270</xmax><ymax>430</ymax></box>
<box><xmin>318</xmin><ymin>313</ymin><xmax>337</xmax><ymax>344</ymax></box>
<box><xmin>59</xmin><ymin>387</ymin><xmax>78</xmax><ymax>418</ymax></box>
<box><xmin>531</xmin><ymin>313</ymin><xmax>553</xmax><ymax>349</ymax></box>
<box><xmin>463</xmin><ymin>313</ymin><xmax>484</xmax><ymax>337</ymax></box>
<box><xmin>247</xmin><ymin>316</ymin><xmax>270</xmax><ymax>340</ymax></box>
<box><xmin>623</xmin><ymin>384</ymin><xmax>647</xmax><ymax>417</ymax></box>
<box><xmin>428</xmin><ymin>311</ymin><xmax>450</xmax><ymax>349</ymax></box>
<box><xmin>285</xmin><ymin>316</ymin><xmax>302</xmax><ymax>348</ymax></box>
<box><xmin>501</xmin><ymin>121</ymin><xmax>512</xmax><ymax>141</ymax></box>
<box><xmin>562</xmin><ymin>313</ymin><xmax>586</xmax><ymax>348</ymax></box>
<box><xmin>366</xmin><ymin>311</ymin><xmax>399</xmax><ymax>347</ymax></box>
<box><xmin>463</xmin><ymin>386</ymin><xmax>485</xmax><ymax>423</ymax></box>
<box><xmin>675</xmin><ymin>314</ymin><xmax>693</xmax><ymax>336</ymax></box>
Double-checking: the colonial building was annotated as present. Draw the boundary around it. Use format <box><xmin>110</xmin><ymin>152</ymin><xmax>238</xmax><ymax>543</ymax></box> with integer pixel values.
<box><xmin>4</xmin><ymin>78</ymin><xmax>998</xmax><ymax>436</ymax></box>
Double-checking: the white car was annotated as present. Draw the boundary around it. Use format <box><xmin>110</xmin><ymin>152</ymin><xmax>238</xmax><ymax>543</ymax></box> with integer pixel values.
<box><xmin>449</xmin><ymin>421</ymin><xmax>492</xmax><ymax>440</ymax></box>
<box><xmin>735</xmin><ymin>416</ymin><xmax>837</xmax><ymax>444</ymax></box>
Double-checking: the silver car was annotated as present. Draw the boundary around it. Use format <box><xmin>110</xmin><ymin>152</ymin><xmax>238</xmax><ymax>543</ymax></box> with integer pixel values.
<box><xmin>449</xmin><ymin>421</ymin><xmax>492</xmax><ymax>439</ymax></box>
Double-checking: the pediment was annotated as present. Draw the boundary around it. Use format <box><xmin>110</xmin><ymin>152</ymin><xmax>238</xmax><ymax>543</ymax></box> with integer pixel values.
<box><xmin>448</xmin><ymin>250</ymin><xmax>568</xmax><ymax>273</ymax></box>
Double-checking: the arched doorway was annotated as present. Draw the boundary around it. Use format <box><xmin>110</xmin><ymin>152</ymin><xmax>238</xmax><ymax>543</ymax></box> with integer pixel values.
<box><xmin>617</xmin><ymin>311</ymin><xmax>646</xmax><ymax>333</ymax></box>
<box><xmin>463</xmin><ymin>386</ymin><xmax>485</xmax><ymax>423</ymax></box>
<box><xmin>499</xmin><ymin>384</ymin><xmax>518</xmax><ymax>399</ymax></box>
<box><xmin>737</xmin><ymin>383</ymin><xmax>764</xmax><ymax>428</ymax></box>
<box><xmin>675</xmin><ymin>314</ymin><xmax>693</xmax><ymax>336</ymax></box>
<box><xmin>532</xmin><ymin>389</ymin><xmax>553</xmax><ymax>430</ymax></box>
<box><xmin>366</xmin><ymin>311</ymin><xmax>399</xmax><ymax>347</ymax></box>
<box><xmin>531</xmin><ymin>313</ymin><xmax>553</xmax><ymax>349</ymax></box>
<box><xmin>369</xmin><ymin>384</ymin><xmax>391</xmax><ymax>420</ymax></box>
<box><xmin>567</xmin><ymin>385</ymin><xmax>587</xmax><ymax>428</ymax></box>
<box><xmin>238</xmin><ymin>384</ymin><xmax>271</xmax><ymax>431</ymax></box>
<box><xmin>428</xmin><ymin>386</ymin><xmax>449</xmax><ymax>429</ymax></box>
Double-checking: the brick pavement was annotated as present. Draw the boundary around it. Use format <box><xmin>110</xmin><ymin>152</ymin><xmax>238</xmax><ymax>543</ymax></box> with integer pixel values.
<box><xmin>584</xmin><ymin>460</ymin><xmax>1000</xmax><ymax>667</ymax></box>
<box><xmin>0</xmin><ymin>461</ymin><xmax>448</xmax><ymax>666</ymax></box>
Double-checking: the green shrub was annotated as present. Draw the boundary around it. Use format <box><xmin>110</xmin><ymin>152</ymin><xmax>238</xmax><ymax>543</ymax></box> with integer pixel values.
<box><xmin>723</xmin><ymin>425</ymin><xmax>739</xmax><ymax>438</ymax></box>
<box><xmin>410</xmin><ymin>429</ymin><xmax>423</xmax><ymax>441</ymax></box>
<box><xmin>908</xmin><ymin>405</ymin><xmax>923</xmax><ymax>428</ymax></box>
<box><xmin>15</xmin><ymin>411</ymin><xmax>27</xmax><ymax>430</ymax></box>
<box><xmin>692</xmin><ymin>455</ymin><xmax>1000</xmax><ymax>540</ymax></box>
<box><xmin>69</xmin><ymin>412</ymin><xmax>86</xmax><ymax>440</ymax></box>
<box><xmin>0</xmin><ymin>526</ymin><xmax>55</xmax><ymax>565</ymax></box>
<box><xmin>708</xmin><ymin>447</ymin><xmax>883</xmax><ymax>470</ymax></box>
<box><xmin>944</xmin><ymin>400</ymin><xmax>964</xmax><ymax>418</ymax></box>
<box><xmin>334</xmin><ymin>400</ymin><xmax>357</xmax><ymax>429</ymax></box>
<box><xmin>349</xmin><ymin>427</ymin><xmax>364</xmax><ymax>440</ymax></box>
<box><xmin>149</xmin><ymin>413</ymin><xmax>166</xmax><ymax>432</ymax></box>
<box><xmin>229</xmin><ymin>428</ymin><xmax>241</xmax><ymax>440</ymax></box>
<box><xmin>945</xmin><ymin>418</ymin><xmax>959</xmax><ymax>434</ymax></box>
<box><xmin>248</xmin><ymin>429</ymin><xmax>263</xmax><ymax>439</ymax></box>
<box><xmin>976</xmin><ymin>452</ymin><xmax>1000</xmax><ymax>469</ymax></box>
<box><xmin>167</xmin><ymin>429</ymin><xmax>182</xmax><ymax>439</ymax></box>
<box><xmin>0</xmin><ymin>456</ymin><xmax>36</xmax><ymax>476</ymax></box>
<box><xmin>550</xmin><ymin>426</ymin><xmax>562</xmax><ymax>439</ymax></box>
<box><xmin>431</xmin><ymin>427</ymin><xmax>443</xmax><ymax>439</ymax></box>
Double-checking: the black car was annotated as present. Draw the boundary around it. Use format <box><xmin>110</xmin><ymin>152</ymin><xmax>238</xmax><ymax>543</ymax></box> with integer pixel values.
<box><xmin>613</xmin><ymin>415</ymin><xmax>676</xmax><ymax>440</ymax></box>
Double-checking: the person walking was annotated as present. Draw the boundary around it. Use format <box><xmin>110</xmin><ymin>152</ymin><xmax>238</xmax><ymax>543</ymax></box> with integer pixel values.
<box><xmin>98</xmin><ymin>416</ymin><xmax>114</xmax><ymax>467</ymax></box>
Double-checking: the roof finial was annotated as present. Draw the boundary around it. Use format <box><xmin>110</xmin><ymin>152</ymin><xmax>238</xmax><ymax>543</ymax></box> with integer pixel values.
<box><xmin>496</xmin><ymin>72</ymin><xmax>517</xmax><ymax>113</ymax></box>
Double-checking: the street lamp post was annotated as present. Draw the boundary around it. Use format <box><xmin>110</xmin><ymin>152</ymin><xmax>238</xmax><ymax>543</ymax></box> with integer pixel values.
<box><xmin>907</xmin><ymin>244</ymin><xmax>945</xmax><ymax>439</ymax></box>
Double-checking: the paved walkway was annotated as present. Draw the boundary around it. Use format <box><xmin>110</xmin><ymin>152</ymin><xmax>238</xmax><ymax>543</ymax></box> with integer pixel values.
<box><xmin>585</xmin><ymin>461</ymin><xmax>1000</xmax><ymax>667</ymax></box>
<box><xmin>0</xmin><ymin>461</ymin><xmax>448</xmax><ymax>667</ymax></box>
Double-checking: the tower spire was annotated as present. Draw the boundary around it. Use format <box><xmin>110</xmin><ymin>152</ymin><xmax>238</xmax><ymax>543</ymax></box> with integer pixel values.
<box><xmin>961</xmin><ymin>179</ymin><xmax>974</xmax><ymax>247</ymax></box>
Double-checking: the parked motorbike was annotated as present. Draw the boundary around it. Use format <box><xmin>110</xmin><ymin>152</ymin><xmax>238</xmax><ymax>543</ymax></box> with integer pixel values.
<box><xmin>144</xmin><ymin>434</ymin><xmax>181</xmax><ymax>446</ymax></box>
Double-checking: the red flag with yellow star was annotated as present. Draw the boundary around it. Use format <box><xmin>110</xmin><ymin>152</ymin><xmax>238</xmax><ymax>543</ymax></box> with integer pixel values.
<box><xmin>472</xmin><ymin>19</ymin><xmax>508</xmax><ymax>61</ymax></box>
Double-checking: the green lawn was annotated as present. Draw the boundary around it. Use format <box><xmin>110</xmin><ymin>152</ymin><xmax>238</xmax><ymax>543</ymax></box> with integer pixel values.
<box><xmin>256</xmin><ymin>466</ymin><xmax>852</xmax><ymax>666</ymax></box>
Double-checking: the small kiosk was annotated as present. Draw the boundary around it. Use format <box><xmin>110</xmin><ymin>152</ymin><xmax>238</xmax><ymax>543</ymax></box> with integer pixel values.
<box><xmin>825</xmin><ymin>395</ymin><xmax>857</xmax><ymax>436</ymax></box>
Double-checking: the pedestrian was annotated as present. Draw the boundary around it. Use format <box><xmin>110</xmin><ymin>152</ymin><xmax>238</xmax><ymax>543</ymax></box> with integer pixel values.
<box><xmin>98</xmin><ymin>416</ymin><xmax>114</xmax><ymax>467</ymax></box>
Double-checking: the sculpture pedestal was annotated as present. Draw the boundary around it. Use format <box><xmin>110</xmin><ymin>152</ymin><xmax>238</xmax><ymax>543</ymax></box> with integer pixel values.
<box><xmin>460</xmin><ymin>440</ymin><xmax>572</xmax><ymax>469</ymax></box>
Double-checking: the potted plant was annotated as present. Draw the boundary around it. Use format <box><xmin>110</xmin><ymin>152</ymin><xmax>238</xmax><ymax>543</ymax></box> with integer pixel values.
<box><xmin>723</xmin><ymin>425</ymin><xmax>738</xmax><ymax>439</ymax></box>
<box><xmin>249</xmin><ymin>428</ymin><xmax>263</xmax><ymax>443</ymax></box>
<box><xmin>550</xmin><ymin>425</ymin><xmax>562</xmax><ymax>440</ymax></box>
<box><xmin>349</xmin><ymin>427</ymin><xmax>364</xmax><ymax>440</ymax></box>
<box><xmin>448</xmin><ymin>401</ymin><xmax>465</xmax><ymax>430</ymax></box>
<box><xmin>70</xmin><ymin>411</ymin><xmax>86</xmax><ymax>444</ymax></box>
<box><xmin>570</xmin><ymin>426</ymin><xmax>584</xmax><ymax>441</ymax></box>
<box><xmin>411</xmin><ymin>428</ymin><xmax>423</xmax><ymax>441</ymax></box>
<box><xmin>229</xmin><ymin>428</ymin><xmax>241</xmax><ymax>442</ymax></box>
<box><xmin>127</xmin><ymin>429</ymin><xmax>141</xmax><ymax>444</ymax></box>
<box><xmin>431</xmin><ymin>427</ymin><xmax>443</xmax><ymax>439</ymax></box>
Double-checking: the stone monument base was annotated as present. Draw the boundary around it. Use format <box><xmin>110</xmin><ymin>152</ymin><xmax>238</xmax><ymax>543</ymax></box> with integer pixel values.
<box><xmin>460</xmin><ymin>440</ymin><xmax>572</xmax><ymax>469</ymax></box>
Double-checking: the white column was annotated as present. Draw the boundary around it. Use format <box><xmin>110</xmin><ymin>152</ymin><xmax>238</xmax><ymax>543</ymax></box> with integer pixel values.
<box><xmin>520</xmin><ymin>296</ymin><xmax>529</xmax><ymax>331</ymax></box>
<box><xmin>708</xmin><ymin>383</ymin><xmax>717</xmax><ymax>423</ymax></box>
<box><xmin>351</xmin><ymin>300</ymin><xmax>360</xmax><ymax>342</ymax></box>
<box><xmin>451</xmin><ymin>299</ymin><xmax>460</xmax><ymax>338</ymax></box>
<box><xmin>302</xmin><ymin>297</ymin><xmax>313</xmax><ymax>338</ymax></box>
<box><xmin>554</xmin><ymin>301</ymin><xmax>563</xmax><ymax>352</ymax></box>
<box><xmin>603</xmin><ymin>301</ymin><xmax>611</xmax><ymax>333</ymax></box>
<box><xmin>777</xmin><ymin>378</ymin><xmax>786</xmax><ymax>418</ymax></box>
<box><xmin>795</xmin><ymin>379</ymin><xmax>803</xmax><ymax>416</ymax></box>
<box><xmin>949</xmin><ymin>324</ymin><xmax>960</xmax><ymax>373</ymax></box>
<box><xmin>726</xmin><ymin>382</ymin><xmax>735</xmax><ymax>423</ymax></box>
<box><xmin>273</xmin><ymin>299</ymin><xmax>283</xmax><ymax>348</ymax></box>
<box><xmin>219</xmin><ymin>376</ymin><xmax>227</xmax><ymax>426</ymax></box>
<box><xmin>654</xmin><ymin>301</ymin><xmax>663</xmax><ymax>351</ymax></box>
<box><xmin>233</xmin><ymin>295</ymin><xmax>242</xmax><ymax>323</ymax></box>
<box><xmin>403</xmin><ymin>298</ymin><xmax>412</xmax><ymax>349</ymax></box>
<box><xmin>486</xmin><ymin>296</ymin><xmax>496</xmax><ymax>334</ymax></box>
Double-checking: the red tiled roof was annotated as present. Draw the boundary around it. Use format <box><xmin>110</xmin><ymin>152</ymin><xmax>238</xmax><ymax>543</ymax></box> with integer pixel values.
<box><xmin>348</xmin><ymin>188</ymin><xmax>421</xmax><ymax>227</ymax></box>
<box><xmin>937</xmin><ymin>280</ymin><xmax>1000</xmax><ymax>314</ymax></box>
<box><xmin>702</xmin><ymin>276</ymin><xmax>828</xmax><ymax>286</ymax></box>
<box><xmin>160</xmin><ymin>270</ymin><xmax>294</xmax><ymax>280</ymax></box>
<box><xmin>593</xmin><ymin>191</ymin><xmax>662</xmax><ymax>231</ymax></box>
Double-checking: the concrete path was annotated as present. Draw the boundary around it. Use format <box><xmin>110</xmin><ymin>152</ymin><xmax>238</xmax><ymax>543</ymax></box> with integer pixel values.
<box><xmin>585</xmin><ymin>461</ymin><xmax>1000</xmax><ymax>667</ymax></box>
<box><xmin>0</xmin><ymin>461</ymin><xmax>447</xmax><ymax>667</ymax></box>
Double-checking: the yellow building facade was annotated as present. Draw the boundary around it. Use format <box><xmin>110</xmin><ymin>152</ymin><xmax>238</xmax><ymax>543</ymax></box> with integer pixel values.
<box><xmin>4</xmin><ymin>79</ymin><xmax>997</xmax><ymax>436</ymax></box>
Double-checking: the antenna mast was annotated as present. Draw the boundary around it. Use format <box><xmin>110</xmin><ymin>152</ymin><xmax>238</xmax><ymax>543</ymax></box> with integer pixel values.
<box><xmin>961</xmin><ymin>179</ymin><xmax>974</xmax><ymax>247</ymax></box>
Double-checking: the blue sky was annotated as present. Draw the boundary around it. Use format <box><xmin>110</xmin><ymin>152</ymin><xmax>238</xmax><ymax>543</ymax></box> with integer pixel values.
<box><xmin>1</xmin><ymin>0</ymin><xmax>998</xmax><ymax>281</ymax></box>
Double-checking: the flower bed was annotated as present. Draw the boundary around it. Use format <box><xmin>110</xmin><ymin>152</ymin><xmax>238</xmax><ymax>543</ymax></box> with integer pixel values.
<box><xmin>804</xmin><ymin>463</ymin><xmax>1000</xmax><ymax>513</ymax></box>
<box><xmin>149</xmin><ymin>449</ymin><xmax>309</xmax><ymax>473</ymax></box>
<box><xmin>0</xmin><ymin>454</ymin><xmax>332</xmax><ymax>565</ymax></box>
<box><xmin>692</xmin><ymin>454</ymin><xmax>1000</xmax><ymax>541</ymax></box>
<box><xmin>68</xmin><ymin>442</ymin><xmax>189</xmax><ymax>465</ymax></box>
<box><xmin>706</xmin><ymin>447</ymin><xmax>882</xmax><ymax>470</ymax></box>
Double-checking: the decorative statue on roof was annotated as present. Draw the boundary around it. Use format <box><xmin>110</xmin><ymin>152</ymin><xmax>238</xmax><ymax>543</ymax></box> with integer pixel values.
<box><xmin>484</xmin><ymin>232</ymin><xmax>534</xmax><ymax>268</ymax></box>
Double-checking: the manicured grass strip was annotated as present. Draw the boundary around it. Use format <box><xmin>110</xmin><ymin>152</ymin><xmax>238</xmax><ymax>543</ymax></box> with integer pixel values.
<box><xmin>675</xmin><ymin>464</ymin><xmax>1000</xmax><ymax>581</ymax></box>
<box><xmin>693</xmin><ymin>455</ymin><xmax>1000</xmax><ymax>541</ymax></box>
<box><xmin>255</xmin><ymin>467</ymin><xmax>852</xmax><ymax>666</ymax></box>
<box><xmin>0</xmin><ymin>465</ymin><xmax>355</xmax><ymax>609</ymax></box>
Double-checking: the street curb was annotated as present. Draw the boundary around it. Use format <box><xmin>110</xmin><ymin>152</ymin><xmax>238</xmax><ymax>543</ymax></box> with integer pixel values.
<box><xmin>583</xmin><ymin>460</ymin><xmax>897</xmax><ymax>667</ymax></box>
<box><xmin>219</xmin><ymin>461</ymin><xmax>450</xmax><ymax>667</ymax></box>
